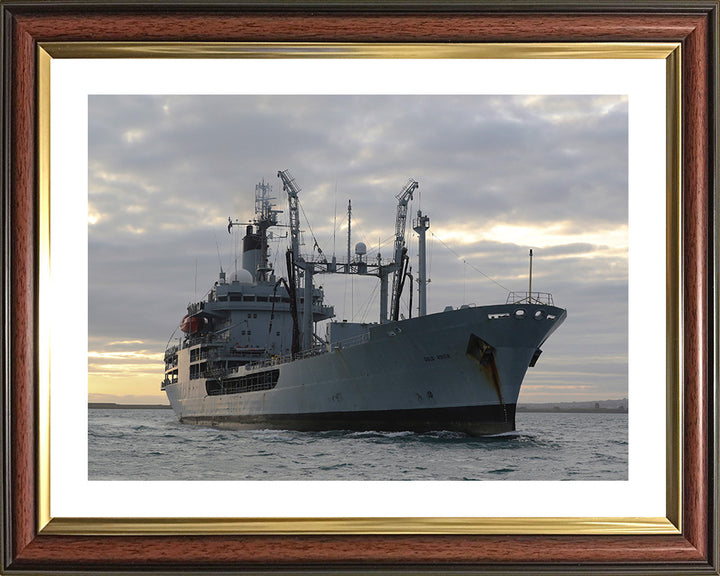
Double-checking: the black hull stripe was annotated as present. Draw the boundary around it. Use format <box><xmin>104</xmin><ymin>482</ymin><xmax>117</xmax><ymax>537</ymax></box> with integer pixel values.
<box><xmin>181</xmin><ymin>403</ymin><xmax>517</xmax><ymax>436</ymax></box>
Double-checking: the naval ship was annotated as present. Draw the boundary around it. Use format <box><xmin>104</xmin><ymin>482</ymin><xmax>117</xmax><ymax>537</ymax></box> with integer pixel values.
<box><xmin>162</xmin><ymin>171</ymin><xmax>566</xmax><ymax>435</ymax></box>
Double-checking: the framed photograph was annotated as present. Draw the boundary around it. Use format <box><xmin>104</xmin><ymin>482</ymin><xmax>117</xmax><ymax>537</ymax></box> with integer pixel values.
<box><xmin>2</xmin><ymin>1</ymin><xmax>717</xmax><ymax>574</ymax></box>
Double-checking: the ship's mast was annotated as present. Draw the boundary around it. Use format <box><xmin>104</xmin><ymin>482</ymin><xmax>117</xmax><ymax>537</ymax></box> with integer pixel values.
<box><xmin>379</xmin><ymin>252</ymin><xmax>390</xmax><ymax>323</ymax></box>
<box><xmin>254</xmin><ymin>179</ymin><xmax>281</xmax><ymax>282</ymax></box>
<box><xmin>528</xmin><ymin>249</ymin><xmax>533</xmax><ymax>303</ymax></box>
<box><xmin>413</xmin><ymin>209</ymin><xmax>430</xmax><ymax>316</ymax></box>
<box><xmin>226</xmin><ymin>179</ymin><xmax>282</xmax><ymax>283</ymax></box>
<box><xmin>346</xmin><ymin>200</ymin><xmax>351</xmax><ymax>274</ymax></box>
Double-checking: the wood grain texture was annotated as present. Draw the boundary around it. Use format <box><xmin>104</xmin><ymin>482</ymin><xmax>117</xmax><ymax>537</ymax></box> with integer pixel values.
<box><xmin>681</xmin><ymin>10</ymin><xmax>710</xmax><ymax>559</ymax></box>
<box><xmin>10</xmin><ymin>14</ymin><xmax>38</xmax><ymax>562</ymax></box>
<box><xmin>3</xmin><ymin>3</ymin><xmax>716</xmax><ymax>573</ymax></box>
<box><xmin>9</xmin><ymin>534</ymin><xmax>708</xmax><ymax>568</ymax></box>
<box><xmin>13</xmin><ymin>12</ymin><xmax>705</xmax><ymax>42</ymax></box>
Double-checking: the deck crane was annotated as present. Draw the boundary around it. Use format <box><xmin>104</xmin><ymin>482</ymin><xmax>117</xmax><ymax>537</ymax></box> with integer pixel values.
<box><xmin>277</xmin><ymin>170</ymin><xmax>302</xmax><ymax>263</ymax></box>
<box><xmin>277</xmin><ymin>169</ymin><xmax>316</xmax><ymax>351</ymax></box>
<box><xmin>390</xmin><ymin>178</ymin><xmax>419</xmax><ymax>322</ymax></box>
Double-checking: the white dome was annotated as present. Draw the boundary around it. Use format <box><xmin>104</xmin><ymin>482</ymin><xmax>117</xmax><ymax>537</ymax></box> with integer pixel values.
<box><xmin>355</xmin><ymin>242</ymin><xmax>367</xmax><ymax>256</ymax></box>
<box><xmin>230</xmin><ymin>269</ymin><xmax>254</xmax><ymax>284</ymax></box>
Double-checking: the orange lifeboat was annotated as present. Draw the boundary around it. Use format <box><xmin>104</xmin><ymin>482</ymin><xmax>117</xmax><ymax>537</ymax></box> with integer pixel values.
<box><xmin>180</xmin><ymin>314</ymin><xmax>206</xmax><ymax>334</ymax></box>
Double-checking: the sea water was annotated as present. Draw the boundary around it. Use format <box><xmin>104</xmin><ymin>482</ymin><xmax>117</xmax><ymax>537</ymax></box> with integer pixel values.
<box><xmin>88</xmin><ymin>408</ymin><xmax>627</xmax><ymax>481</ymax></box>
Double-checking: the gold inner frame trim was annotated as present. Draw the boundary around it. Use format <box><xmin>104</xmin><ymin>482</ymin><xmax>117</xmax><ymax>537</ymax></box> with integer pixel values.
<box><xmin>42</xmin><ymin>516</ymin><xmax>678</xmax><ymax>536</ymax></box>
<box><xmin>41</xmin><ymin>41</ymin><xmax>679</xmax><ymax>59</ymax></box>
<box><xmin>36</xmin><ymin>41</ymin><xmax>682</xmax><ymax>537</ymax></box>
<box><xmin>37</xmin><ymin>46</ymin><xmax>52</xmax><ymax>537</ymax></box>
<box><xmin>664</xmin><ymin>44</ymin><xmax>683</xmax><ymax>532</ymax></box>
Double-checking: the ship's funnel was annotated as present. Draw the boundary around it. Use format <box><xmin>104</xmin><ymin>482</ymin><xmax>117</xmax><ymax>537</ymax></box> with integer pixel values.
<box><xmin>242</xmin><ymin>225</ymin><xmax>261</xmax><ymax>279</ymax></box>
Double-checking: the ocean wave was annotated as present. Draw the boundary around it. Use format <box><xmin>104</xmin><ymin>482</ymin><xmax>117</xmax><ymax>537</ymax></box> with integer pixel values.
<box><xmin>485</xmin><ymin>431</ymin><xmax>523</xmax><ymax>438</ymax></box>
<box><xmin>347</xmin><ymin>430</ymin><xmax>415</xmax><ymax>439</ymax></box>
<box><xmin>419</xmin><ymin>430</ymin><xmax>467</xmax><ymax>440</ymax></box>
<box><xmin>487</xmin><ymin>467</ymin><xmax>516</xmax><ymax>474</ymax></box>
<box><xmin>318</xmin><ymin>462</ymin><xmax>351</xmax><ymax>471</ymax></box>
<box><xmin>88</xmin><ymin>430</ymin><xmax>125</xmax><ymax>439</ymax></box>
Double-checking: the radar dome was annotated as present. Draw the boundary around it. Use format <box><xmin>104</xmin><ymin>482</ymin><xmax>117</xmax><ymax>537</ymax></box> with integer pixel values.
<box><xmin>230</xmin><ymin>269</ymin><xmax>254</xmax><ymax>284</ymax></box>
<box><xmin>355</xmin><ymin>242</ymin><xmax>367</xmax><ymax>256</ymax></box>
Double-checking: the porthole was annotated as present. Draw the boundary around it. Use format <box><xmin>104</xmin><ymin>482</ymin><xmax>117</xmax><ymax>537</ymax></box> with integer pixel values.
<box><xmin>534</xmin><ymin>310</ymin><xmax>546</xmax><ymax>320</ymax></box>
<box><xmin>514</xmin><ymin>309</ymin><xmax>526</xmax><ymax>319</ymax></box>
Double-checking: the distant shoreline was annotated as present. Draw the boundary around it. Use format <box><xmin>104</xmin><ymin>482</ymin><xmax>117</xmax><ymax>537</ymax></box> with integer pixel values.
<box><xmin>89</xmin><ymin>402</ymin><xmax>171</xmax><ymax>410</ymax></box>
<box><xmin>516</xmin><ymin>407</ymin><xmax>627</xmax><ymax>414</ymax></box>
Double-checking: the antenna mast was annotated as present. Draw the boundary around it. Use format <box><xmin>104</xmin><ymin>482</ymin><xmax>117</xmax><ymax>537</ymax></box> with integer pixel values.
<box><xmin>333</xmin><ymin>183</ymin><xmax>337</xmax><ymax>257</ymax></box>
<box><xmin>528</xmin><ymin>249</ymin><xmax>533</xmax><ymax>303</ymax></box>
<box><xmin>346</xmin><ymin>199</ymin><xmax>351</xmax><ymax>273</ymax></box>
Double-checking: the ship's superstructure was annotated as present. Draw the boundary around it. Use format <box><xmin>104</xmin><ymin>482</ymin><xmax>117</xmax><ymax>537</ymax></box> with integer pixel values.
<box><xmin>162</xmin><ymin>172</ymin><xmax>566</xmax><ymax>435</ymax></box>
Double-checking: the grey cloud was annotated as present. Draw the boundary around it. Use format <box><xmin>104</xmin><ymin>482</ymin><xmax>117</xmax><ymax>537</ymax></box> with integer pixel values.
<box><xmin>89</xmin><ymin>93</ymin><xmax>629</xmax><ymax>402</ymax></box>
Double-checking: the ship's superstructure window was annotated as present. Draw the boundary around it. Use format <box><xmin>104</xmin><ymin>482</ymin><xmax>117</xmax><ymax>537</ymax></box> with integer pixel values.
<box><xmin>164</xmin><ymin>351</ymin><xmax>178</xmax><ymax>369</ymax></box>
<box><xmin>190</xmin><ymin>362</ymin><xmax>208</xmax><ymax>380</ymax></box>
<box><xmin>243</xmin><ymin>296</ymin><xmax>255</xmax><ymax>302</ymax></box>
<box><xmin>205</xmin><ymin>369</ymin><xmax>280</xmax><ymax>396</ymax></box>
<box><xmin>161</xmin><ymin>368</ymin><xmax>178</xmax><ymax>389</ymax></box>
<box><xmin>190</xmin><ymin>347</ymin><xmax>209</xmax><ymax>362</ymax></box>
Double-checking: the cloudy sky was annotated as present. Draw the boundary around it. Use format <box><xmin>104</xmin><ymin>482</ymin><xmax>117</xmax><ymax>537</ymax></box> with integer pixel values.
<box><xmin>88</xmin><ymin>94</ymin><xmax>628</xmax><ymax>405</ymax></box>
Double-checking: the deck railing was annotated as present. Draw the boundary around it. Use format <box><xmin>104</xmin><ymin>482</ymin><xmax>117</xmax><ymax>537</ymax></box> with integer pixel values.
<box><xmin>506</xmin><ymin>291</ymin><xmax>555</xmax><ymax>306</ymax></box>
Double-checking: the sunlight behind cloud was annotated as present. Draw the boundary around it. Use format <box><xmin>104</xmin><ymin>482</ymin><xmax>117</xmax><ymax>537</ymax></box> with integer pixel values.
<box><xmin>520</xmin><ymin>95</ymin><xmax>628</xmax><ymax>124</ymax></box>
<box><xmin>487</xmin><ymin>222</ymin><xmax>628</xmax><ymax>251</ymax></box>
<box><xmin>123</xmin><ymin>129</ymin><xmax>145</xmax><ymax>144</ymax></box>
<box><xmin>88</xmin><ymin>364</ymin><xmax>161</xmax><ymax>377</ymax></box>
<box><xmin>88</xmin><ymin>350</ymin><xmax>163</xmax><ymax>361</ymax></box>
<box><xmin>433</xmin><ymin>222</ymin><xmax>627</xmax><ymax>253</ymax></box>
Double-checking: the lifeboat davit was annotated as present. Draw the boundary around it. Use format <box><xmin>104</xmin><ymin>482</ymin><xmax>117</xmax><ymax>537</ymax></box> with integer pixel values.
<box><xmin>180</xmin><ymin>314</ymin><xmax>207</xmax><ymax>334</ymax></box>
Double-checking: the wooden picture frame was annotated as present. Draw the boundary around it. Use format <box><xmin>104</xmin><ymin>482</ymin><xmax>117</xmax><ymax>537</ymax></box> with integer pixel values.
<box><xmin>2</xmin><ymin>1</ymin><xmax>717</xmax><ymax>573</ymax></box>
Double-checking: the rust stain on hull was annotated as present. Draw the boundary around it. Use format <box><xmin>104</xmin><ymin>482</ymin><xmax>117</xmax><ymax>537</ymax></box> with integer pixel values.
<box><xmin>466</xmin><ymin>333</ymin><xmax>506</xmax><ymax>421</ymax></box>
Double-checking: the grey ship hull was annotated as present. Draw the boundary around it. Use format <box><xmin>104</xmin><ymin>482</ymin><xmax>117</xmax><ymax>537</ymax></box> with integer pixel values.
<box><xmin>164</xmin><ymin>303</ymin><xmax>565</xmax><ymax>435</ymax></box>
